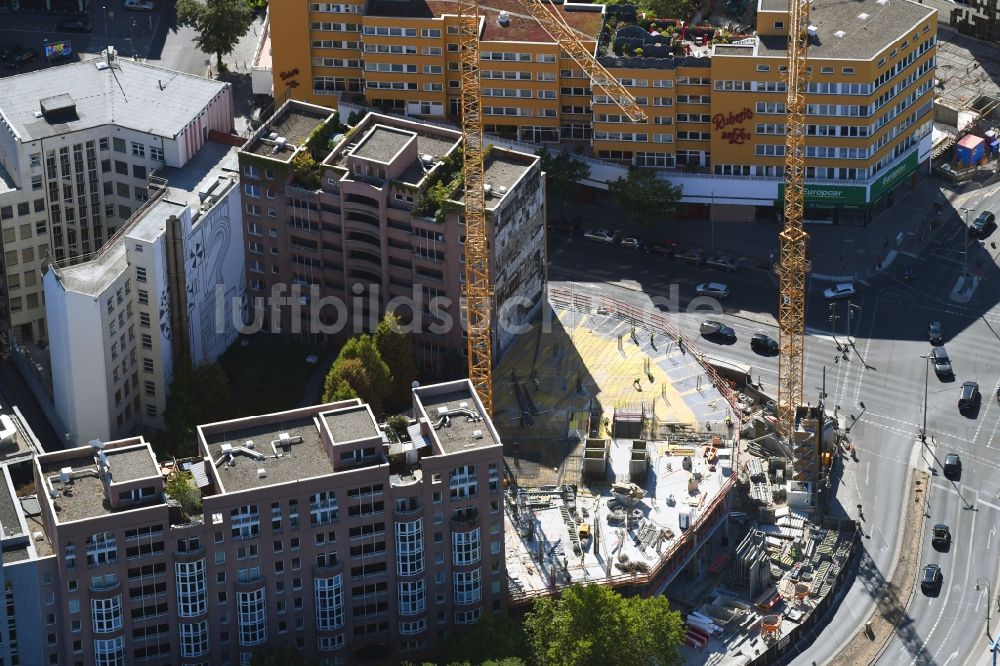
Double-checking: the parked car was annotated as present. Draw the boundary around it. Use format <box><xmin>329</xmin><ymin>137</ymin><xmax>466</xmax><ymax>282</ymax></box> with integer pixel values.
<box><xmin>675</xmin><ymin>248</ymin><xmax>706</xmax><ymax>265</ymax></box>
<box><xmin>619</xmin><ymin>235</ymin><xmax>644</xmax><ymax>251</ymax></box>
<box><xmin>931</xmin><ymin>524</ymin><xmax>951</xmax><ymax>550</ymax></box>
<box><xmin>0</xmin><ymin>43</ymin><xmax>24</xmax><ymax>61</ymax></box>
<box><xmin>958</xmin><ymin>381</ymin><xmax>980</xmax><ymax>413</ymax></box>
<box><xmin>931</xmin><ymin>346</ymin><xmax>952</xmax><ymax>379</ymax></box>
<box><xmin>750</xmin><ymin>333</ymin><xmax>779</xmax><ymax>355</ymax></box>
<box><xmin>695</xmin><ymin>282</ymin><xmax>730</xmax><ymax>299</ymax></box>
<box><xmin>547</xmin><ymin>220</ymin><xmax>578</xmax><ymax>236</ymax></box>
<box><xmin>706</xmin><ymin>255</ymin><xmax>739</xmax><ymax>272</ymax></box>
<box><xmin>921</xmin><ymin>563</ymin><xmax>942</xmax><ymax>594</ymax></box>
<box><xmin>928</xmin><ymin>321</ymin><xmax>943</xmax><ymax>345</ymax></box>
<box><xmin>943</xmin><ymin>453</ymin><xmax>962</xmax><ymax>480</ymax></box>
<box><xmin>646</xmin><ymin>238</ymin><xmax>678</xmax><ymax>256</ymax></box>
<box><xmin>699</xmin><ymin>320</ymin><xmax>736</xmax><ymax>343</ymax></box>
<box><xmin>969</xmin><ymin>210</ymin><xmax>997</xmax><ymax>240</ymax></box>
<box><xmin>57</xmin><ymin>17</ymin><xmax>93</xmax><ymax>32</ymax></box>
<box><xmin>584</xmin><ymin>228</ymin><xmax>619</xmax><ymax>244</ymax></box>
<box><xmin>123</xmin><ymin>0</ymin><xmax>155</xmax><ymax>10</ymax></box>
<box><xmin>823</xmin><ymin>282</ymin><xmax>855</xmax><ymax>300</ymax></box>
<box><xmin>4</xmin><ymin>48</ymin><xmax>37</xmax><ymax>69</ymax></box>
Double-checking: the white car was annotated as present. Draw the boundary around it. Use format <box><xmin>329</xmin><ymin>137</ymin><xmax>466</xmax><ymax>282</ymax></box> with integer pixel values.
<box><xmin>695</xmin><ymin>282</ymin><xmax>730</xmax><ymax>298</ymax></box>
<box><xmin>706</xmin><ymin>255</ymin><xmax>739</xmax><ymax>272</ymax></box>
<box><xmin>584</xmin><ymin>228</ymin><xmax>618</xmax><ymax>244</ymax></box>
<box><xmin>619</xmin><ymin>236</ymin><xmax>644</xmax><ymax>250</ymax></box>
<box><xmin>823</xmin><ymin>282</ymin><xmax>856</xmax><ymax>300</ymax></box>
<box><xmin>124</xmin><ymin>0</ymin><xmax>155</xmax><ymax>10</ymax></box>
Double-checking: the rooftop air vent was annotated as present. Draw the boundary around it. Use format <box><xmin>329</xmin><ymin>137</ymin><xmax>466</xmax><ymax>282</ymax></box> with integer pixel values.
<box><xmin>279</xmin><ymin>433</ymin><xmax>290</xmax><ymax>441</ymax></box>
<box><xmin>220</xmin><ymin>443</ymin><xmax>234</xmax><ymax>454</ymax></box>
<box><xmin>472</xmin><ymin>429</ymin><xmax>483</xmax><ymax>439</ymax></box>
<box><xmin>48</xmin><ymin>489</ymin><xmax>59</xmax><ymax>499</ymax></box>
<box><xmin>858</xmin><ymin>12</ymin><xmax>869</xmax><ymax>19</ymax></box>
<box><xmin>807</xmin><ymin>25</ymin><xmax>818</xmax><ymax>37</ymax></box>
<box><xmin>33</xmin><ymin>531</ymin><xmax>44</xmax><ymax>542</ymax></box>
<box><xmin>484</xmin><ymin>183</ymin><xmax>493</xmax><ymax>196</ymax></box>
<box><xmin>257</xmin><ymin>468</ymin><xmax>267</xmax><ymax>479</ymax></box>
<box><xmin>834</xmin><ymin>30</ymin><xmax>846</xmax><ymax>38</ymax></box>
<box><xmin>459</xmin><ymin>401</ymin><xmax>469</xmax><ymax>409</ymax></box>
<box><xmin>245</xmin><ymin>440</ymin><xmax>255</xmax><ymax>449</ymax></box>
<box><xmin>498</xmin><ymin>10</ymin><xmax>510</xmax><ymax>26</ymax></box>
<box><xmin>89</xmin><ymin>439</ymin><xmax>104</xmax><ymax>449</ymax></box>
<box><xmin>268</xmin><ymin>132</ymin><xmax>279</xmax><ymax>141</ymax></box>
<box><xmin>59</xmin><ymin>467</ymin><xmax>72</xmax><ymax>484</ymax></box>
<box><xmin>496</xmin><ymin>185</ymin><xmax>508</xmax><ymax>195</ymax></box>
<box><xmin>437</xmin><ymin>406</ymin><xmax>449</xmax><ymax>416</ymax></box>
<box><xmin>875</xmin><ymin>0</ymin><xmax>888</xmax><ymax>5</ymax></box>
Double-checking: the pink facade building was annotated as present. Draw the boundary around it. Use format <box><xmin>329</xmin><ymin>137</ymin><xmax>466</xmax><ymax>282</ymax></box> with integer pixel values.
<box><xmin>20</xmin><ymin>378</ymin><xmax>504</xmax><ymax>665</ymax></box>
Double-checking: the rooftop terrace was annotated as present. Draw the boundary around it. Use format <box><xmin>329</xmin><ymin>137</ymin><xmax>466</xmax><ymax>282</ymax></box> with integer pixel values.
<box><xmin>322</xmin><ymin>405</ymin><xmax>381</xmax><ymax>443</ymax></box>
<box><xmin>243</xmin><ymin>101</ymin><xmax>333</xmax><ymax>159</ymax></box>
<box><xmin>352</xmin><ymin>126</ymin><xmax>415</xmax><ymax>163</ymax></box>
<box><xmin>41</xmin><ymin>454</ymin><xmax>111</xmax><ymax>523</ymax></box>
<box><xmin>415</xmin><ymin>383</ymin><xmax>499</xmax><ymax>455</ymax></box>
<box><xmin>456</xmin><ymin>150</ymin><xmax>536</xmax><ymax>210</ymax></box>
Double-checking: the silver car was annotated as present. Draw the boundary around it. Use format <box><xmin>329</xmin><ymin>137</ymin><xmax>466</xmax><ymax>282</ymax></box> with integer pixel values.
<box><xmin>706</xmin><ymin>255</ymin><xmax>739</xmax><ymax>272</ymax></box>
<box><xmin>695</xmin><ymin>282</ymin><xmax>730</xmax><ymax>299</ymax></box>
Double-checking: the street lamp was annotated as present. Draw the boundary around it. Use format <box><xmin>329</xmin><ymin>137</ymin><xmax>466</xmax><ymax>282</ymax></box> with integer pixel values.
<box><xmin>829</xmin><ymin>303</ymin><xmax>841</xmax><ymax>349</ymax></box>
<box><xmin>846</xmin><ymin>401</ymin><xmax>866</xmax><ymax>434</ymax></box>
<box><xmin>847</xmin><ymin>303</ymin><xmax>861</xmax><ymax>347</ymax></box>
<box><xmin>920</xmin><ymin>353</ymin><xmax>931</xmax><ymax>442</ymax></box>
<box><xmin>960</xmin><ymin>207</ymin><xmax>972</xmax><ymax>281</ymax></box>
<box><xmin>975</xmin><ymin>577</ymin><xmax>1000</xmax><ymax>666</ymax></box>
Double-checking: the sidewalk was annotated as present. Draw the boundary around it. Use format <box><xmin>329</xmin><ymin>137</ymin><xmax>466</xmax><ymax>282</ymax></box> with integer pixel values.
<box><xmin>563</xmin><ymin>174</ymin><xmax>982</xmax><ymax>282</ymax></box>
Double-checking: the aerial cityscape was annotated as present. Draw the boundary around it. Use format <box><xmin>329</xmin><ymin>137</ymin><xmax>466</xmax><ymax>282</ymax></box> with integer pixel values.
<box><xmin>0</xmin><ymin>0</ymin><xmax>997</xmax><ymax>664</ymax></box>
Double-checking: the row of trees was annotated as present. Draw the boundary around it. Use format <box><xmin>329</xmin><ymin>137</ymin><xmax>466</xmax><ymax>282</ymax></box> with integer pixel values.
<box><xmin>321</xmin><ymin>313</ymin><xmax>419</xmax><ymax>416</ymax></box>
<box><xmin>250</xmin><ymin>583</ymin><xmax>684</xmax><ymax>666</ymax></box>
<box><xmin>538</xmin><ymin>148</ymin><xmax>683</xmax><ymax>228</ymax></box>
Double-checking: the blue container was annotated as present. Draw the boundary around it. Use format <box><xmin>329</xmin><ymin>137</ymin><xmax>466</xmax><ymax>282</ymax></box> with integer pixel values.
<box><xmin>956</xmin><ymin>135</ymin><xmax>986</xmax><ymax>166</ymax></box>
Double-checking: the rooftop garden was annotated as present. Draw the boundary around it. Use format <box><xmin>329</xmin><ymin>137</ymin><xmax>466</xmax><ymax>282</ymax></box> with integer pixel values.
<box><xmin>598</xmin><ymin>5</ymin><xmax>752</xmax><ymax>57</ymax></box>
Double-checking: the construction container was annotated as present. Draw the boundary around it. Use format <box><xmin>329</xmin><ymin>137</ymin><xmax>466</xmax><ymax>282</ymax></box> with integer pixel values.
<box><xmin>956</xmin><ymin>134</ymin><xmax>986</xmax><ymax>167</ymax></box>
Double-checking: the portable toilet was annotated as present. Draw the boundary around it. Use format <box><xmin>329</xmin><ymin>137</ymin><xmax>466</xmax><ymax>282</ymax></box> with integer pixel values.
<box><xmin>986</xmin><ymin>130</ymin><xmax>999</xmax><ymax>156</ymax></box>
<box><xmin>955</xmin><ymin>134</ymin><xmax>986</xmax><ymax>167</ymax></box>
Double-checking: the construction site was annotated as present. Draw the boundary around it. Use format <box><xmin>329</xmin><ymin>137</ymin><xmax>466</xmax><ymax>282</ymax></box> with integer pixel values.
<box><xmin>493</xmin><ymin>289</ymin><xmax>858</xmax><ymax>664</ymax></box>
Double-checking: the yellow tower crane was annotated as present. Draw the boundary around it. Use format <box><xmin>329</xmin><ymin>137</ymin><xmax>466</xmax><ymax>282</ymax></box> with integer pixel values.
<box><xmin>777</xmin><ymin>0</ymin><xmax>812</xmax><ymax>474</ymax></box>
<box><xmin>457</xmin><ymin>0</ymin><xmax>646</xmax><ymax>413</ymax></box>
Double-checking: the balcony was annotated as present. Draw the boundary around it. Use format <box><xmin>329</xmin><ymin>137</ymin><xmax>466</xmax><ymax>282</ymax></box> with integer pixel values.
<box><xmin>390</xmin><ymin>466</ymin><xmax>424</xmax><ymax>491</ymax></box>
<box><xmin>451</xmin><ymin>509</ymin><xmax>479</xmax><ymax>528</ymax></box>
<box><xmin>312</xmin><ymin>560</ymin><xmax>343</xmax><ymax>576</ymax></box>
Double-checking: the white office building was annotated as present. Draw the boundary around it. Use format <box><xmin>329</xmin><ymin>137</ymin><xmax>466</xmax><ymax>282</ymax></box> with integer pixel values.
<box><xmin>44</xmin><ymin>143</ymin><xmax>246</xmax><ymax>443</ymax></box>
<box><xmin>0</xmin><ymin>53</ymin><xmax>233</xmax><ymax>343</ymax></box>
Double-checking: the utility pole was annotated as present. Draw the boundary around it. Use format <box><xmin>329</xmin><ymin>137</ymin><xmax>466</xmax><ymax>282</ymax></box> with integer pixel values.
<box><xmin>961</xmin><ymin>207</ymin><xmax>972</xmax><ymax>281</ymax></box>
<box><xmin>847</xmin><ymin>302</ymin><xmax>861</xmax><ymax>347</ymax></box>
<box><xmin>920</xmin><ymin>353</ymin><xmax>930</xmax><ymax>442</ymax></box>
<box><xmin>829</xmin><ymin>303</ymin><xmax>840</xmax><ymax>349</ymax></box>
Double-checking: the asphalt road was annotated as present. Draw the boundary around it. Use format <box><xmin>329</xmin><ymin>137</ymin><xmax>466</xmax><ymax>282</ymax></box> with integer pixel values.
<box><xmin>547</xmin><ymin>178</ymin><xmax>1000</xmax><ymax>666</ymax></box>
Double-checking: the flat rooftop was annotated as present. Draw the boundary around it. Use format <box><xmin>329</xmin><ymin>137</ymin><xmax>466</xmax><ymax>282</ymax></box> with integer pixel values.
<box><xmin>41</xmin><ymin>455</ymin><xmax>111</xmax><ymax>523</ymax></box>
<box><xmin>0</xmin><ymin>58</ymin><xmax>229</xmax><ymax>142</ymax></box>
<box><xmin>244</xmin><ymin>103</ymin><xmax>331</xmax><ymax>158</ymax></box>
<box><xmin>757</xmin><ymin>0</ymin><xmax>935</xmax><ymax>60</ymax></box>
<box><xmin>352</xmin><ymin>125</ymin><xmax>415</xmax><ymax>163</ymax></box>
<box><xmin>365</xmin><ymin>0</ymin><xmax>604</xmax><ymax>43</ymax></box>
<box><xmin>322</xmin><ymin>406</ymin><xmax>380</xmax><ymax>443</ymax></box>
<box><xmin>415</xmin><ymin>388</ymin><xmax>498</xmax><ymax>454</ymax></box>
<box><xmin>51</xmin><ymin>242</ymin><xmax>129</xmax><ymax>297</ymax></box>
<box><xmin>457</xmin><ymin>150</ymin><xmax>535</xmax><ymax>210</ymax></box>
<box><xmin>105</xmin><ymin>446</ymin><xmax>159</xmax><ymax>483</ymax></box>
<box><xmin>204</xmin><ymin>417</ymin><xmax>337</xmax><ymax>494</ymax></box>
<box><xmin>0</xmin><ymin>470</ymin><xmax>21</xmax><ymax>539</ymax></box>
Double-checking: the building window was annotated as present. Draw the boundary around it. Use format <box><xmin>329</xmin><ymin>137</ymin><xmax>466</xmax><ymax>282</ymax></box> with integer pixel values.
<box><xmin>135</xmin><ymin>266</ymin><xmax>147</xmax><ymax>282</ymax></box>
<box><xmin>454</xmin><ymin>607</ymin><xmax>482</xmax><ymax>624</ymax></box>
<box><xmin>398</xmin><ymin>579</ymin><xmax>426</xmax><ymax>616</ymax></box>
<box><xmin>91</xmin><ymin>595</ymin><xmax>123</xmax><ymax>633</ymax></box>
<box><xmin>179</xmin><ymin>620</ymin><xmax>210</xmax><ymax>657</ymax></box>
<box><xmin>315</xmin><ymin>575</ymin><xmax>345</xmax><ymax>630</ymax></box>
<box><xmin>237</xmin><ymin>588</ymin><xmax>267</xmax><ymax>646</ymax></box>
<box><xmin>131</xmin><ymin>142</ymin><xmax>145</xmax><ymax>158</ymax></box>
<box><xmin>231</xmin><ymin>504</ymin><xmax>261</xmax><ymax>539</ymax></box>
<box><xmin>94</xmin><ymin>636</ymin><xmax>125</xmax><ymax>666</ymax></box>
<box><xmin>176</xmin><ymin>559</ymin><xmax>207</xmax><ymax>617</ymax></box>
<box><xmin>449</xmin><ymin>465</ymin><xmax>478</xmax><ymax>498</ymax></box>
<box><xmin>150</xmin><ymin>146</ymin><xmax>163</xmax><ymax>162</ymax></box>
<box><xmin>453</xmin><ymin>527</ymin><xmax>481</xmax><ymax>565</ymax></box>
<box><xmin>310</xmin><ymin>491</ymin><xmax>339</xmax><ymax>525</ymax></box>
<box><xmin>395</xmin><ymin>519</ymin><xmax>424</xmax><ymax>576</ymax></box>
<box><xmin>86</xmin><ymin>531</ymin><xmax>117</xmax><ymax>566</ymax></box>
<box><xmin>113</xmin><ymin>137</ymin><xmax>126</xmax><ymax>153</ymax></box>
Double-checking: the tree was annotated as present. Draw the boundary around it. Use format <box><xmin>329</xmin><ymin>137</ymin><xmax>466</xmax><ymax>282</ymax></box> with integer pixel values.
<box><xmin>250</xmin><ymin>644</ymin><xmax>318</xmax><ymax>666</ymax></box>
<box><xmin>646</xmin><ymin>0</ymin><xmax>695</xmax><ymax>20</ymax></box>
<box><xmin>444</xmin><ymin>612</ymin><xmax>530</xmax><ymax>664</ymax></box>
<box><xmin>290</xmin><ymin>151</ymin><xmax>321</xmax><ymax>190</ymax></box>
<box><xmin>321</xmin><ymin>334</ymin><xmax>393</xmax><ymax>415</ymax></box>
<box><xmin>176</xmin><ymin>0</ymin><xmax>254</xmax><ymax>70</ymax></box>
<box><xmin>163</xmin><ymin>360</ymin><xmax>231</xmax><ymax>457</ymax></box>
<box><xmin>608</xmin><ymin>168</ymin><xmax>683</xmax><ymax>227</ymax></box>
<box><xmin>523</xmin><ymin>583</ymin><xmax>684</xmax><ymax>666</ymax></box>
<box><xmin>164</xmin><ymin>470</ymin><xmax>201</xmax><ymax>517</ymax></box>
<box><xmin>537</xmin><ymin>148</ymin><xmax>591</xmax><ymax>222</ymax></box>
<box><xmin>375</xmin><ymin>312</ymin><xmax>419</xmax><ymax>410</ymax></box>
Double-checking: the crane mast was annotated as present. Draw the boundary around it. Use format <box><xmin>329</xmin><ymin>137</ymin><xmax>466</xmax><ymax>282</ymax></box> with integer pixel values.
<box><xmin>457</xmin><ymin>0</ymin><xmax>645</xmax><ymax>413</ymax></box>
<box><xmin>777</xmin><ymin>0</ymin><xmax>811</xmax><ymax>474</ymax></box>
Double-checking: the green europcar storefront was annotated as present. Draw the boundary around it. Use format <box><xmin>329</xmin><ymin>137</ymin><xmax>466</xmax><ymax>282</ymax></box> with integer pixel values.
<box><xmin>775</xmin><ymin>152</ymin><xmax>921</xmax><ymax>226</ymax></box>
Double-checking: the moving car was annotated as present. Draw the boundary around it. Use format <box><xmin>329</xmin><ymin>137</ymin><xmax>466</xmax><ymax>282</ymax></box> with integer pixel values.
<box><xmin>823</xmin><ymin>282</ymin><xmax>855</xmax><ymax>300</ymax></box>
<box><xmin>583</xmin><ymin>228</ymin><xmax>619</xmax><ymax>244</ymax></box>
<box><xmin>921</xmin><ymin>563</ymin><xmax>942</xmax><ymax>594</ymax></box>
<box><xmin>943</xmin><ymin>453</ymin><xmax>962</xmax><ymax>480</ymax></box>
<box><xmin>931</xmin><ymin>524</ymin><xmax>951</xmax><ymax>550</ymax></box>
<box><xmin>958</xmin><ymin>381</ymin><xmax>980</xmax><ymax>413</ymax></box>
<box><xmin>56</xmin><ymin>17</ymin><xmax>93</xmax><ymax>32</ymax></box>
<box><xmin>706</xmin><ymin>255</ymin><xmax>739</xmax><ymax>272</ymax></box>
<box><xmin>695</xmin><ymin>282</ymin><xmax>730</xmax><ymax>299</ymax></box>
<box><xmin>928</xmin><ymin>321</ymin><xmax>943</xmax><ymax>345</ymax></box>
<box><xmin>646</xmin><ymin>238</ymin><xmax>678</xmax><ymax>256</ymax></box>
<box><xmin>699</xmin><ymin>320</ymin><xmax>736</xmax><ymax>343</ymax></box>
<box><xmin>969</xmin><ymin>210</ymin><xmax>997</xmax><ymax>240</ymax></box>
<box><xmin>931</xmin><ymin>346</ymin><xmax>952</xmax><ymax>379</ymax></box>
<box><xmin>620</xmin><ymin>236</ymin><xmax>644</xmax><ymax>251</ymax></box>
<box><xmin>675</xmin><ymin>248</ymin><xmax>706</xmax><ymax>265</ymax></box>
<box><xmin>750</xmin><ymin>333</ymin><xmax>779</xmax><ymax>355</ymax></box>
<box><xmin>123</xmin><ymin>0</ymin><xmax>155</xmax><ymax>10</ymax></box>
<box><xmin>4</xmin><ymin>48</ymin><xmax>37</xmax><ymax>69</ymax></box>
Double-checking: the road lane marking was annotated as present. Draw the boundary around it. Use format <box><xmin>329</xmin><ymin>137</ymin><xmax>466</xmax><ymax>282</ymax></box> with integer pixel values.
<box><xmin>979</xmin><ymin>499</ymin><xmax>1000</xmax><ymax>512</ymax></box>
<box><xmin>931</xmin><ymin>489</ymin><xmax>978</xmax><ymax>665</ymax></box>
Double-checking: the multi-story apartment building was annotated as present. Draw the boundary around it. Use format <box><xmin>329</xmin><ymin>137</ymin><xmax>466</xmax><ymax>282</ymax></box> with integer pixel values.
<box><xmin>0</xmin><ymin>54</ymin><xmax>234</xmax><ymax>343</ymax></box>
<box><xmin>43</xmin><ymin>143</ymin><xmax>246</xmax><ymax>444</ymax></box>
<box><xmin>238</xmin><ymin>101</ymin><xmax>545</xmax><ymax>370</ymax></box>
<box><xmin>951</xmin><ymin>0</ymin><xmax>1000</xmax><ymax>43</ymax></box>
<box><xmin>1</xmin><ymin>378</ymin><xmax>502</xmax><ymax>666</ymax></box>
<box><xmin>267</xmin><ymin>0</ymin><xmax>937</xmax><ymax>225</ymax></box>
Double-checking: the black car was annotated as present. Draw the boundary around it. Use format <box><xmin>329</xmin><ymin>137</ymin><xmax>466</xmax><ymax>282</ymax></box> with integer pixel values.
<box><xmin>700</xmin><ymin>320</ymin><xmax>736</xmax><ymax>343</ymax></box>
<box><xmin>928</xmin><ymin>321</ymin><xmax>943</xmax><ymax>345</ymax></box>
<box><xmin>931</xmin><ymin>524</ymin><xmax>950</xmax><ymax>550</ymax></box>
<box><xmin>931</xmin><ymin>346</ymin><xmax>952</xmax><ymax>379</ymax></box>
<box><xmin>675</xmin><ymin>248</ymin><xmax>706</xmax><ymax>265</ymax></box>
<box><xmin>57</xmin><ymin>17</ymin><xmax>93</xmax><ymax>32</ymax></box>
<box><xmin>921</xmin><ymin>564</ymin><xmax>942</xmax><ymax>594</ymax></box>
<box><xmin>970</xmin><ymin>210</ymin><xmax>997</xmax><ymax>240</ymax></box>
<box><xmin>750</xmin><ymin>333</ymin><xmax>778</xmax><ymax>355</ymax></box>
<box><xmin>546</xmin><ymin>220</ymin><xmax>578</xmax><ymax>236</ymax></box>
<box><xmin>0</xmin><ymin>43</ymin><xmax>24</xmax><ymax>60</ymax></box>
<box><xmin>4</xmin><ymin>48</ymin><xmax>37</xmax><ymax>69</ymax></box>
<box><xmin>943</xmin><ymin>453</ymin><xmax>962</xmax><ymax>480</ymax></box>
<box><xmin>958</xmin><ymin>381</ymin><xmax>980</xmax><ymax>413</ymax></box>
<box><xmin>646</xmin><ymin>239</ymin><xmax>678</xmax><ymax>256</ymax></box>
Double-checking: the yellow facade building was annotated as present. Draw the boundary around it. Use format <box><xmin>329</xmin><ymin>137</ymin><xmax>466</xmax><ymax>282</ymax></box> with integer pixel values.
<box><xmin>269</xmin><ymin>0</ymin><xmax>937</xmax><ymax>224</ymax></box>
